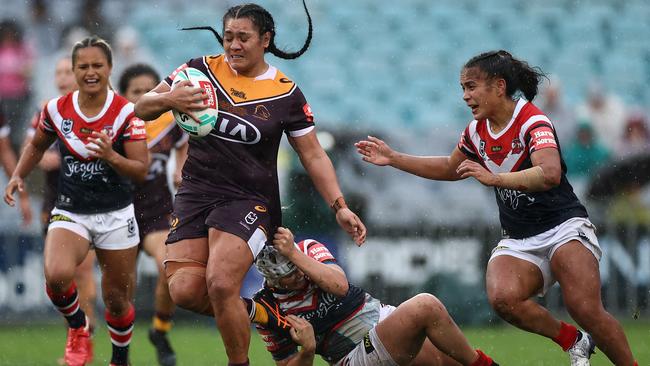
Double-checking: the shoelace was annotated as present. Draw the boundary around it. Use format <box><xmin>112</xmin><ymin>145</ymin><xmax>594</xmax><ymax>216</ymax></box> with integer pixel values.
<box><xmin>259</xmin><ymin>298</ymin><xmax>290</xmax><ymax>329</ymax></box>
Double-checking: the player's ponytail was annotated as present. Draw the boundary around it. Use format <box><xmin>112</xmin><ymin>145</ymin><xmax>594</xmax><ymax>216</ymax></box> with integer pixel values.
<box><xmin>463</xmin><ymin>50</ymin><xmax>545</xmax><ymax>101</ymax></box>
<box><xmin>182</xmin><ymin>0</ymin><xmax>312</xmax><ymax>60</ymax></box>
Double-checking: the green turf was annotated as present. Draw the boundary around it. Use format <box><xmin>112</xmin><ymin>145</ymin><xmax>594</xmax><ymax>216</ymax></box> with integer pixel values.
<box><xmin>0</xmin><ymin>321</ymin><xmax>647</xmax><ymax>365</ymax></box>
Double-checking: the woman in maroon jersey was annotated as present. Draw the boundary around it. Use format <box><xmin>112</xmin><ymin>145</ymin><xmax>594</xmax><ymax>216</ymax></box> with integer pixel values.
<box><xmin>4</xmin><ymin>36</ymin><xmax>148</xmax><ymax>366</ymax></box>
<box><xmin>134</xmin><ymin>2</ymin><xmax>365</xmax><ymax>365</ymax></box>
<box><xmin>356</xmin><ymin>50</ymin><xmax>637</xmax><ymax>366</ymax></box>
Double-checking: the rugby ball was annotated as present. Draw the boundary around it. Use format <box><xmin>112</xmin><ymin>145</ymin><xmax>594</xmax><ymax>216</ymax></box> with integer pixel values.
<box><xmin>171</xmin><ymin>67</ymin><xmax>218</xmax><ymax>137</ymax></box>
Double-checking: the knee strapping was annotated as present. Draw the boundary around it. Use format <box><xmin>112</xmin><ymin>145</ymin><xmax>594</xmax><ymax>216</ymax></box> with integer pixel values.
<box><xmin>167</xmin><ymin>266</ymin><xmax>206</xmax><ymax>287</ymax></box>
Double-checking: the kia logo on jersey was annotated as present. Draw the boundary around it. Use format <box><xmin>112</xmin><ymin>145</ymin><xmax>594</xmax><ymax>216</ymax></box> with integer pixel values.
<box><xmin>61</xmin><ymin>119</ymin><xmax>73</xmax><ymax>135</ymax></box>
<box><xmin>209</xmin><ymin>111</ymin><xmax>261</xmax><ymax>144</ymax></box>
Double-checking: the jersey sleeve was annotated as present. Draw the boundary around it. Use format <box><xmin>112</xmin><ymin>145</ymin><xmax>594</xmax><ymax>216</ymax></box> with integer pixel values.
<box><xmin>526</xmin><ymin>122</ymin><xmax>558</xmax><ymax>153</ymax></box>
<box><xmin>163</xmin><ymin>61</ymin><xmax>191</xmax><ymax>87</ymax></box>
<box><xmin>123</xmin><ymin>116</ymin><xmax>147</xmax><ymax>141</ymax></box>
<box><xmin>284</xmin><ymin>87</ymin><xmax>315</xmax><ymax>138</ymax></box>
<box><xmin>39</xmin><ymin>101</ymin><xmax>56</xmax><ymax>135</ymax></box>
<box><xmin>297</xmin><ymin>239</ymin><xmax>336</xmax><ymax>264</ymax></box>
<box><xmin>457</xmin><ymin>124</ymin><xmax>479</xmax><ymax>159</ymax></box>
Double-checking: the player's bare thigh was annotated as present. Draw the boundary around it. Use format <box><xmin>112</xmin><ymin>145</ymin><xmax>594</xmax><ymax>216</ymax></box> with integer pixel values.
<box><xmin>165</xmin><ymin>236</ymin><xmax>210</xmax><ymax>268</ymax></box>
<box><xmin>142</xmin><ymin>230</ymin><xmax>169</xmax><ymax>271</ymax></box>
<box><xmin>486</xmin><ymin>255</ymin><xmax>544</xmax><ymax>302</ymax></box>
<box><xmin>373</xmin><ymin>300</ymin><xmax>435</xmax><ymax>365</ymax></box>
<box><xmin>43</xmin><ymin>228</ymin><xmax>91</xmax><ymax>287</ymax></box>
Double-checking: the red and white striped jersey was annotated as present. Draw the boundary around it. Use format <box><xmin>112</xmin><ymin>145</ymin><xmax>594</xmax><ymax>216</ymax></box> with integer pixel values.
<box><xmin>458</xmin><ymin>99</ymin><xmax>588</xmax><ymax>238</ymax></box>
<box><xmin>255</xmin><ymin>239</ymin><xmax>373</xmax><ymax>364</ymax></box>
<box><xmin>39</xmin><ymin>90</ymin><xmax>146</xmax><ymax>213</ymax></box>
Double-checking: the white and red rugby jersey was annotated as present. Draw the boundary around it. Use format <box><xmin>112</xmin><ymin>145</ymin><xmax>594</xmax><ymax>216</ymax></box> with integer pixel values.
<box><xmin>458</xmin><ymin>99</ymin><xmax>588</xmax><ymax>238</ymax></box>
<box><xmin>40</xmin><ymin>90</ymin><xmax>146</xmax><ymax>214</ymax></box>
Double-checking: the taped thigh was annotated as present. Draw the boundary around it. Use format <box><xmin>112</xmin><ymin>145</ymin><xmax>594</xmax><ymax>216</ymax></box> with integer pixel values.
<box><xmin>164</xmin><ymin>259</ymin><xmax>206</xmax><ymax>283</ymax></box>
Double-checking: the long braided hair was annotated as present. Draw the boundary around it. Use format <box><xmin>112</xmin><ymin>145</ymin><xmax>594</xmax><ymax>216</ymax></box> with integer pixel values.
<box><xmin>181</xmin><ymin>0</ymin><xmax>312</xmax><ymax>60</ymax></box>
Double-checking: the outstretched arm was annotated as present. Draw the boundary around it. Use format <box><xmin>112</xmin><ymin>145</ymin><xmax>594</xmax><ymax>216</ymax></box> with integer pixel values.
<box><xmin>355</xmin><ymin>136</ymin><xmax>466</xmax><ymax>181</ymax></box>
<box><xmin>289</xmin><ymin>132</ymin><xmax>366</xmax><ymax>246</ymax></box>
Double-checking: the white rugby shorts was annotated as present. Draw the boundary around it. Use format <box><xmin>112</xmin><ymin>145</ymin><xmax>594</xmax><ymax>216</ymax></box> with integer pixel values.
<box><xmin>48</xmin><ymin>204</ymin><xmax>140</xmax><ymax>250</ymax></box>
<box><xmin>334</xmin><ymin>303</ymin><xmax>398</xmax><ymax>366</ymax></box>
<box><xmin>489</xmin><ymin>217</ymin><xmax>602</xmax><ymax>295</ymax></box>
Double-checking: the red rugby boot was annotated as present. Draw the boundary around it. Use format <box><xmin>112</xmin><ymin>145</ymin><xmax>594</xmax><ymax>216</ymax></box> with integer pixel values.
<box><xmin>64</xmin><ymin>323</ymin><xmax>91</xmax><ymax>366</ymax></box>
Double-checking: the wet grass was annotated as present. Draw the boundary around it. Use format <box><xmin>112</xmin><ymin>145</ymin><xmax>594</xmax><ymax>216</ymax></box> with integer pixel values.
<box><xmin>0</xmin><ymin>321</ymin><xmax>648</xmax><ymax>365</ymax></box>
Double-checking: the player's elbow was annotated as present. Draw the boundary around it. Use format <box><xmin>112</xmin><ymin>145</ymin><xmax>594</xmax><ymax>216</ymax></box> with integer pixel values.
<box><xmin>132</xmin><ymin>165</ymin><xmax>148</xmax><ymax>184</ymax></box>
<box><xmin>330</xmin><ymin>281</ymin><xmax>349</xmax><ymax>298</ymax></box>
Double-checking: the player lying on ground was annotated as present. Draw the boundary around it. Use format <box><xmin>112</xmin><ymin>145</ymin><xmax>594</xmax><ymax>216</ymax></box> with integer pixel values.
<box><xmin>246</xmin><ymin>227</ymin><xmax>499</xmax><ymax>366</ymax></box>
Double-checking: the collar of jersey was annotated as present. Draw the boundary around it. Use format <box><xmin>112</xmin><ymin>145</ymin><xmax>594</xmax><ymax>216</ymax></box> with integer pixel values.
<box><xmin>224</xmin><ymin>55</ymin><xmax>277</xmax><ymax>81</ymax></box>
<box><xmin>72</xmin><ymin>89</ymin><xmax>114</xmax><ymax>123</ymax></box>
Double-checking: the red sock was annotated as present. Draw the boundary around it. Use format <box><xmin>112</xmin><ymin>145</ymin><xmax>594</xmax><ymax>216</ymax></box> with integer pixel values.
<box><xmin>553</xmin><ymin>321</ymin><xmax>578</xmax><ymax>351</ymax></box>
<box><xmin>633</xmin><ymin>362</ymin><xmax>638</xmax><ymax>366</ymax></box>
<box><xmin>106</xmin><ymin>304</ymin><xmax>135</xmax><ymax>365</ymax></box>
<box><xmin>46</xmin><ymin>282</ymin><xmax>86</xmax><ymax>329</ymax></box>
<box><xmin>471</xmin><ymin>349</ymin><xmax>493</xmax><ymax>366</ymax></box>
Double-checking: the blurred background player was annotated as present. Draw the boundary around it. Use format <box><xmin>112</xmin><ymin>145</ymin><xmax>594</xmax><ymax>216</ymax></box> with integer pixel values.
<box><xmin>118</xmin><ymin>63</ymin><xmax>188</xmax><ymax>366</ymax></box>
<box><xmin>356</xmin><ymin>50</ymin><xmax>638</xmax><ymax>366</ymax></box>
<box><xmin>0</xmin><ymin>108</ymin><xmax>32</xmax><ymax>226</ymax></box>
<box><xmin>134</xmin><ymin>2</ymin><xmax>366</xmax><ymax>365</ymax></box>
<box><xmin>249</xmin><ymin>226</ymin><xmax>498</xmax><ymax>366</ymax></box>
<box><xmin>24</xmin><ymin>55</ymin><xmax>99</xmax><ymax>365</ymax></box>
<box><xmin>4</xmin><ymin>36</ymin><xmax>148</xmax><ymax>366</ymax></box>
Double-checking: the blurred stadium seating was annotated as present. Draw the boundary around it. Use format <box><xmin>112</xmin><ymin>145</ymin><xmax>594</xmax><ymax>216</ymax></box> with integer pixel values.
<box><xmin>124</xmin><ymin>0</ymin><xmax>650</xmax><ymax>129</ymax></box>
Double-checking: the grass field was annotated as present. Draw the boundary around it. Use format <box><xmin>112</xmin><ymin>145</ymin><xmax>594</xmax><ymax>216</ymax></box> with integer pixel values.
<box><xmin>0</xmin><ymin>321</ymin><xmax>648</xmax><ymax>365</ymax></box>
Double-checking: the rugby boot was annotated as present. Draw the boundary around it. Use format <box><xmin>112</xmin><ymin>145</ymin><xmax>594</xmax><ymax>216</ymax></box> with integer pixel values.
<box><xmin>149</xmin><ymin>328</ymin><xmax>177</xmax><ymax>366</ymax></box>
<box><xmin>568</xmin><ymin>330</ymin><xmax>596</xmax><ymax>366</ymax></box>
<box><xmin>254</xmin><ymin>290</ymin><xmax>292</xmax><ymax>337</ymax></box>
<box><xmin>64</xmin><ymin>322</ymin><xmax>91</xmax><ymax>366</ymax></box>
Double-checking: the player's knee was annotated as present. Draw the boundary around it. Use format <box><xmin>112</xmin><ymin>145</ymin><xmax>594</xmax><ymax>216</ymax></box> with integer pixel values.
<box><xmin>44</xmin><ymin>268</ymin><xmax>75</xmax><ymax>292</ymax></box>
<box><xmin>411</xmin><ymin>293</ymin><xmax>448</xmax><ymax>321</ymax></box>
<box><xmin>167</xmin><ymin>266</ymin><xmax>207</xmax><ymax>311</ymax></box>
<box><xmin>102</xmin><ymin>290</ymin><xmax>131</xmax><ymax>315</ymax></box>
<box><xmin>205</xmin><ymin>273</ymin><xmax>238</xmax><ymax>302</ymax></box>
<box><xmin>488</xmin><ymin>290</ymin><xmax>519</xmax><ymax>317</ymax></box>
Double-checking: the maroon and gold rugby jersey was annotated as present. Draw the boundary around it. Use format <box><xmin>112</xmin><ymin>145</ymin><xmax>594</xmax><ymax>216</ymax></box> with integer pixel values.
<box><xmin>163</xmin><ymin>55</ymin><xmax>315</xmax><ymax>230</ymax></box>
<box><xmin>39</xmin><ymin>90</ymin><xmax>146</xmax><ymax>214</ymax></box>
<box><xmin>458</xmin><ymin>98</ymin><xmax>588</xmax><ymax>239</ymax></box>
<box><xmin>133</xmin><ymin>111</ymin><xmax>188</xmax><ymax>222</ymax></box>
<box><xmin>255</xmin><ymin>239</ymin><xmax>372</xmax><ymax>364</ymax></box>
